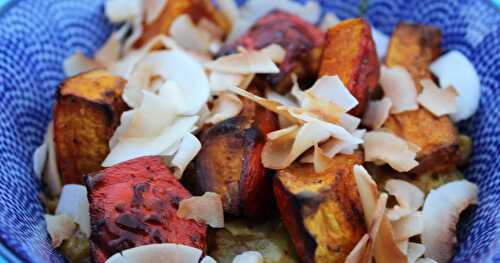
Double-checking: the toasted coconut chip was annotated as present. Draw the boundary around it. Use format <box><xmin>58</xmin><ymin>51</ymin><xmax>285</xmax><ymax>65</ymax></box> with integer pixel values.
<box><xmin>33</xmin><ymin>124</ymin><xmax>51</xmax><ymax>179</ymax></box>
<box><xmin>417</xmin><ymin>79</ymin><xmax>458</xmax><ymax>117</ymax></box>
<box><xmin>320</xmin><ymin>12</ymin><xmax>341</xmax><ymax>31</ymax></box>
<box><xmin>108</xmin><ymin>50</ymin><xmax>142</xmax><ymax>78</ymax></box>
<box><xmin>63</xmin><ymin>52</ymin><xmax>100</xmax><ymax>77</ymax></box>
<box><xmin>55</xmin><ymin>184</ymin><xmax>90</xmax><ymax>237</ymax></box>
<box><xmin>95</xmin><ymin>32</ymin><xmax>121</xmax><ymax>67</ymax></box>
<box><xmin>204</xmin><ymin>47</ymin><xmax>280</xmax><ymax>74</ymax></box>
<box><xmin>262</xmin><ymin>122</ymin><xmax>331</xmax><ymax>169</ymax></box>
<box><xmin>200</xmin><ymin>256</ymin><xmax>217</xmax><ymax>263</ymax></box>
<box><xmin>205</xmin><ymin>92</ymin><xmax>243</xmax><ymax>124</ymax></box>
<box><xmin>291</xmin><ymin>74</ymin><xmax>305</xmax><ymax>103</ymax></box>
<box><xmin>169</xmin><ymin>133</ymin><xmax>202</xmax><ymax>179</ymax></box>
<box><xmin>320</xmin><ymin>129</ymin><xmax>364</xmax><ymax>158</ymax></box>
<box><xmin>45</xmin><ymin>214</ymin><xmax>76</xmax><ymax>248</ymax></box>
<box><xmin>265</xmin><ymin>88</ymin><xmax>299</xmax><ymax>107</ymax></box>
<box><xmin>301</xmin><ymin>92</ymin><xmax>344</xmax><ymax>123</ymax></box>
<box><xmin>380</xmin><ymin>66</ymin><xmax>419</xmax><ymax>113</ymax></box>
<box><xmin>258</xmin><ymin>44</ymin><xmax>287</xmax><ymax>64</ymax></box>
<box><xmin>397</xmin><ymin>240</ymin><xmax>409</xmax><ymax>254</ymax></box>
<box><xmin>170</xmin><ymin>15</ymin><xmax>213</xmax><ymax>53</ymax></box>
<box><xmin>305</xmin><ymin>76</ymin><xmax>358</xmax><ymax>112</ymax></box>
<box><xmin>199</xmin><ymin>18</ymin><xmax>225</xmax><ymax>40</ymax></box>
<box><xmin>144</xmin><ymin>0</ymin><xmax>167</xmax><ymax>24</ymax></box>
<box><xmin>123</xmin><ymin>49</ymin><xmax>209</xmax><ymax>115</ymax></box>
<box><xmin>232</xmin><ymin>251</ymin><xmax>264</xmax><ymax>263</ymax></box>
<box><xmin>391</xmin><ymin>212</ymin><xmax>423</xmax><ymax>241</ymax></box>
<box><xmin>105</xmin><ymin>0</ymin><xmax>142</xmax><ymax>23</ymax></box>
<box><xmin>106</xmin><ymin>243</ymin><xmax>203</xmax><ymax>263</ymax></box>
<box><xmin>345</xmin><ymin>234</ymin><xmax>370</xmax><ymax>263</ymax></box>
<box><xmin>365</xmin><ymin>193</ymin><xmax>389</xmax><ymax>261</ymax></box>
<box><xmin>407</xmin><ymin>242</ymin><xmax>426</xmax><ymax>263</ymax></box>
<box><xmin>340</xmin><ymin>113</ymin><xmax>361</xmax><ymax>132</ymax></box>
<box><xmin>104</xmin><ymin>91</ymin><xmax>199</xmax><ymax>166</ymax></box>
<box><xmin>44</xmin><ymin>122</ymin><xmax>62</xmax><ymax>196</ymax></box>
<box><xmin>372</xmin><ymin>27</ymin><xmax>389</xmax><ymax>60</ymax></box>
<box><xmin>353</xmin><ymin>165</ymin><xmax>407</xmax><ymax>263</ymax></box>
<box><xmin>422</xmin><ymin>180</ymin><xmax>478</xmax><ymax>263</ymax></box>
<box><xmin>177</xmin><ymin>192</ymin><xmax>224</xmax><ymax>228</ymax></box>
<box><xmin>209</xmin><ymin>72</ymin><xmax>245</xmax><ymax>93</ymax></box>
<box><xmin>416</xmin><ymin>258</ymin><xmax>437</xmax><ymax>263</ymax></box>
<box><xmin>267</xmin><ymin>125</ymin><xmax>299</xmax><ymax>141</ymax></box>
<box><xmin>363</xmin><ymin>131</ymin><xmax>420</xmax><ymax>172</ymax></box>
<box><xmin>312</xmin><ymin>144</ymin><xmax>331</xmax><ymax>173</ymax></box>
<box><xmin>385</xmin><ymin>179</ymin><xmax>424</xmax><ymax>217</ymax></box>
<box><xmin>362</xmin><ymin>97</ymin><xmax>392</xmax><ymax>129</ymax></box>
<box><xmin>430</xmin><ymin>50</ymin><xmax>480</xmax><ymax>122</ymax></box>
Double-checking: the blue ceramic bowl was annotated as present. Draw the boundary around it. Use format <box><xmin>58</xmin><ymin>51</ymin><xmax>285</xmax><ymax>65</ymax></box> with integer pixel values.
<box><xmin>0</xmin><ymin>0</ymin><xmax>499</xmax><ymax>262</ymax></box>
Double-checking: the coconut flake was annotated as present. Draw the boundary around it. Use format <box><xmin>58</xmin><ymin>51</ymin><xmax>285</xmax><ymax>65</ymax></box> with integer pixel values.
<box><xmin>345</xmin><ymin>234</ymin><xmax>370</xmax><ymax>263</ymax></box>
<box><xmin>267</xmin><ymin>125</ymin><xmax>299</xmax><ymax>141</ymax></box>
<box><xmin>258</xmin><ymin>44</ymin><xmax>286</xmax><ymax>64</ymax></box>
<box><xmin>45</xmin><ymin>214</ymin><xmax>76</xmax><ymax>248</ymax></box>
<box><xmin>430</xmin><ymin>50</ymin><xmax>480</xmax><ymax>122</ymax></box>
<box><xmin>391</xmin><ymin>212</ymin><xmax>423</xmax><ymax>241</ymax></box>
<box><xmin>204</xmin><ymin>47</ymin><xmax>280</xmax><ymax>74</ymax></box>
<box><xmin>422</xmin><ymin>180</ymin><xmax>478</xmax><ymax>263</ymax></box>
<box><xmin>55</xmin><ymin>184</ymin><xmax>91</xmax><ymax>237</ymax></box>
<box><xmin>95</xmin><ymin>32</ymin><xmax>121</xmax><ymax>67</ymax></box>
<box><xmin>304</xmin><ymin>75</ymin><xmax>358</xmax><ymax>112</ymax></box>
<box><xmin>265</xmin><ymin>88</ymin><xmax>299</xmax><ymax>107</ymax></box>
<box><xmin>380</xmin><ymin>66</ymin><xmax>418</xmax><ymax>113</ymax></box>
<box><xmin>339</xmin><ymin>113</ymin><xmax>361</xmax><ymax>133</ymax></box>
<box><xmin>63</xmin><ymin>52</ymin><xmax>100</xmax><ymax>77</ymax></box>
<box><xmin>291</xmin><ymin>74</ymin><xmax>305</xmax><ymax>103</ymax></box>
<box><xmin>205</xmin><ymin>92</ymin><xmax>243</xmax><ymax>124</ymax></box>
<box><xmin>33</xmin><ymin>125</ymin><xmax>51</xmax><ymax>179</ymax></box>
<box><xmin>106</xmin><ymin>243</ymin><xmax>203</xmax><ymax>263</ymax></box>
<box><xmin>407</xmin><ymin>242</ymin><xmax>426</xmax><ymax>263</ymax></box>
<box><xmin>209</xmin><ymin>72</ymin><xmax>246</xmax><ymax>93</ymax></box>
<box><xmin>312</xmin><ymin>144</ymin><xmax>331</xmax><ymax>173</ymax></box>
<box><xmin>416</xmin><ymin>258</ymin><xmax>438</xmax><ymax>263</ymax></box>
<box><xmin>320</xmin><ymin>12</ymin><xmax>340</xmax><ymax>31</ymax></box>
<box><xmin>169</xmin><ymin>133</ymin><xmax>202</xmax><ymax>179</ymax></box>
<box><xmin>200</xmin><ymin>256</ymin><xmax>218</xmax><ymax>263</ymax></box>
<box><xmin>44</xmin><ymin>122</ymin><xmax>62</xmax><ymax>196</ymax></box>
<box><xmin>232</xmin><ymin>251</ymin><xmax>264</xmax><ymax>263</ymax></box>
<box><xmin>417</xmin><ymin>79</ymin><xmax>458</xmax><ymax>117</ymax></box>
<box><xmin>362</xmin><ymin>97</ymin><xmax>392</xmax><ymax>129</ymax></box>
<box><xmin>123</xmin><ymin>49</ymin><xmax>209</xmax><ymax>115</ymax></box>
<box><xmin>144</xmin><ymin>0</ymin><xmax>167</xmax><ymax>25</ymax></box>
<box><xmin>363</xmin><ymin>131</ymin><xmax>420</xmax><ymax>172</ymax></box>
<box><xmin>385</xmin><ymin>179</ymin><xmax>424</xmax><ymax>221</ymax></box>
<box><xmin>170</xmin><ymin>15</ymin><xmax>213</xmax><ymax>53</ymax></box>
<box><xmin>262</xmin><ymin>122</ymin><xmax>331</xmax><ymax>169</ymax></box>
<box><xmin>105</xmin><ymin>0</ymin><xmax>142</xmax><ymax>23</ymax></box>
<box><xmin>177</xmin><ymin>192</ymin><xmax>224</xmax><ymax>228</ymax></box>
<box><xmin>397</xmin><ymin>240</ymin><xmax>409</xmax><ymax>254</ymax></box>
<box><xmin>372</xmin><ymin>27</ymin><xmax>389</xmax><ymax>60</ymax></box>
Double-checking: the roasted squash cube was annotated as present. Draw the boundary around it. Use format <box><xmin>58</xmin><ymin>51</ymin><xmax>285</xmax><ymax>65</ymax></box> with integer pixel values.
<box><xmin>192</xmin><ymin>86</ymin><xmax>279</xmax><ymax>218</ymax></box>
<box><xmin>134</xmin><ymin>0</ymin><xmax>230</xmax><ymax>48</ymax></box>
<box><xmin>217</xmin><ymin>10</ymin><xmax>324</xmax><ymax>94</ymax></box>
<box><xmin>274</xmin><ymin>152</ymin><xmax>366</xmax><ymax>263</ymax></box>
<box><xmin>319</xmin><ymin>18</ymin><xmax>380</xmax><ymax>117</ymax></box>
<box><xmin>85</xmin><ymin>156</ymin><xmax>207</xmax><ymax>263</ymax></box>
<box><xmin>53</xmin><ymin>70</ymin><xmax>127</xmax><ymax>184</ymax></box>
<box><xmin>383</xmin><ymin>23</ymin><xmax>460</xmax><ymax>174</ymax></box>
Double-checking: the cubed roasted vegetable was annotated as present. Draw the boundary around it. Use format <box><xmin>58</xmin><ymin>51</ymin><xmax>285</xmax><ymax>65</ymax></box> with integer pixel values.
<box><xmin>134</xmin><ymin>0</ymin><xmax>230</xmax><ymax>47</ymax></box>
<box><xmin>274</xmin><ymin>152</ymin><xmax>366</xmax><ymax>263</ymax></box>
<box><xmin>217</xmin><ymin>10</ymin><xmax>324</xmax><ymax>94</ymax></box>
<box><xmin>54</xmin><ymin>70</ymin><xmax>127</xmax><ymax>184</ymax></box>
<box><xmin>319</xmin><ymin>18</ymin><xmax>380</xmax><ymax>117</ymax></box>
<box><xmin>193</xmin><ymin>86</ymin><xmax>279</xmax><ymax>218</ymax></box>
<box><xmin>383</xmin><ymin>23</ymin><xmax>460</xmax><ymax>174</ymax></box>
<box><xmin>84</xmin><ymin>156</ymin><xmax>207</xmax><ymax>263</ymax></box>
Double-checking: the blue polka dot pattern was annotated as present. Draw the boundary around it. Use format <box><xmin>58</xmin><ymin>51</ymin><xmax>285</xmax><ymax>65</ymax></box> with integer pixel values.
<box><xmin>0</xmin><ymin>0</ymin><xmax>498</xmax><ymax>262</ymax></box>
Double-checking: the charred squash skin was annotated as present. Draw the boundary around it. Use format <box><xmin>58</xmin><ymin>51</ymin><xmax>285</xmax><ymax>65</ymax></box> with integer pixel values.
<box><xmin>134</xmin><ymin>0</ymin><xmax>230</xmax><ymax>48</ymax></box>
<box><xmin>84</xmin><ymin>156</ymin><xmax>207</xmax><ymax>263</ymax></box>
<box><xmin>383</xmin><ymin>23</ymin><xmax>460</xmax><ymax>174</ymax></box>
<box><xmin>53</xmin><ymin>70</ymin><xmax>127</xmax><ymax>185</ymax></box>
<box><xmin>193</xmin><ymin>86</ymin><xmax>279</xmax><ymax>218</ymax></box>
<box><xmin>217</xmin><ymin>10</ymin><xmax>324</xmax><ymax>94</ymax></box>
<box><xmin>274</xmin><ymin>153</ymin><xmax>366</xmax><ymax>263</ymax></box>
<box><xmin>319</xmin><ymin>18</ymin><xmax>380</xmax><ymax>117</ymax></box>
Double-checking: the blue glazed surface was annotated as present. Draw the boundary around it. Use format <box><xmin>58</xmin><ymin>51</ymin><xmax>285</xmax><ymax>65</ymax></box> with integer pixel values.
<box><xmin>0</xmin><ymin>0</ymin><xmax>498</xmax><ymax>262</ymax></box>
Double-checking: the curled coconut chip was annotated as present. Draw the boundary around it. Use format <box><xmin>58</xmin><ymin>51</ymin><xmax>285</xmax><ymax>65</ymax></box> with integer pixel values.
<box><xmin>123</xmin><ymin>49</ymin><xmax>209</xmax><ymax>114</ymax></box>
<box><xmin>144</xmin><ymin>0</ymin><xmax>167</xmax><ymax>25</ymax></box>
<box><xmin>430</xmin><ymin>50</ymin><xmax>480</xmax><ymax>122</ymax></box>
<box><xmin>312</xmin><ymin>144</ymin><xmax>331</xmax><ymax>173</ymax></box>
<box><xmin>391</xmin><ymin>211</ymin><xmax>423</xmax><ymax>242</ymax></box>
<box><xmin>168</xmin><ymin>133</ymin><xmax>201</xmax><ymax>179</ymax></box>
<box><xmin>209</xmin><ymin>71</ymin><xmax>254</xmax><ymax>93</ymax></box>
<box><xmin>170</xmin><ymin>15</ymin><xmax>216</xmax><ymax>53</ymax></box>
<box><xmin>63</xmin><ymin>52</ymin><xmax>100</xmax><ymax>77</ymax></box>
<box><xmin>44</xmin><ymin>122</ymin><xmax>62</xmax><ymax>196</ymax></box>
<box><xmin>105</xmin><ymin>0</ymin><xmax>142</xmax><ymax>23</ymax></box>
<box><xmin>362</xmin><ymin>97</ymin><xmax>392</xmax><ymax>129</ymax></box>
<box><xmin>303</xmin><ymin>75</ymin><xmax>358</xmax><ymax>112</ymax></box>
<box><xmin>55</xmin><ymin>184</ymin><xmax>91</xmax><ymax>237</ymax></box>
<box><xmin>407</xmin><ymin>242</ymin><xmax>426</xmax><ymax>263</ymax></box>
<box><xmin>372</xmin><ymin>27</ymin><xmax>389</xmax><ymax>60</ymax></box>
<box><xmin>353</xmin><ymin>165</ymin><xmax>407</xmax><ymax>263</ymax></box>
<box><xmin>320</xmin><ymin>12</ymin><xmax>341</xmax><ymax>31</ymax></box>
<box><xmin>45</xmin><ymin>214</ymin><xmax>76</xmax><ymax>248</ymax></box>
<box><xmin>200</xmin><ymin>256</ymin><xmax>217</xmax><ymax>263</ymax></box>
<box><xmin>232</xmin><ymin>251</ymin><xmax>264</xmax><ymax>263</ymax></box>
<box><xmin>363</xmin><ymin>131</ymin><xmax>420</xmax><ymax>172</ymax></box>
<box><xmin>345</xmin><ymin>234</ymin><xmax>370</xmax><ymax>263</ymax></box>
<box><xmin>380</xmin><ymin>66</ymin><xmax>418</xmax><ymax>114</ymax></box>
<box><xmin>105</xmin><ymin>243</ymin><xmax>204</xmax><ymax>263</ymax></box>
<box><xmin>204</xmin><ymin>45</ymin><xmax>281</xmax><ymax>74</ymax></box>
<box><xmin>33</xmin><ymin>124</ymin><xmax>51</xmax><ymax>179</ymax></box>
<box><xmin>205</xmin><ymin>92</ymin><xmax>243</xmax><ymax>124</ymax></box>
<box><xmin>417</xmin><ymin>79</ymin><xmax>458</xmax><ymax>117</ymax></box>
<box><xmin>177</xmin><ymin>192</ymin><xmax>224</xmax><ymax>228</ymax></box>
<box><xmin>95</xmin><ymin>32</ymin><xmax>122</xmax><ymax>67</ymax></box>
<box><xmin>385</xmin><ymin>179</ymin><xmax>424</xmax><ymax>221</ymax></box>
<box><xmin>422</xmin><ymin>180</ymin><xmax>478</xmax><ymax>263</ymax></box>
